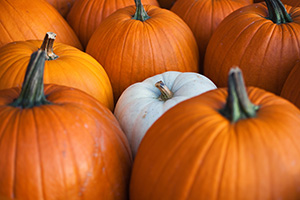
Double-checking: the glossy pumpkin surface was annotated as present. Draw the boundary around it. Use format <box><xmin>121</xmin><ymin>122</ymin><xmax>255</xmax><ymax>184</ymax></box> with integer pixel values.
<box><xmin>0</xmin><ymin>49</ymin><xmax>132</xmax><ymax>200</ymax></box>
<box><xmin>280</xmin><ymin>61</ymin><xmax>300</xmax><ymax>109</ymax></box>
<box><xmin>171</xmin><ymin>0</ymin><xmax>252</xmax><ymax>72</ymax></box>
<box><xmin>0</xmin><ymin>0</ymin><xmax>82</xmax><ymax>49</ymax></box>
<box><xmin>0</xmin><ymin>35</ymin><xmax>114</xmax><ymax>110</ymax></box>
<box><xmin>204</xmin><ymin>2</ymin><xmax>300</xmax><ymax>95</ymax></box>
<box><xmin>67</xmin><ymin>0</ymin><xmax>159</xmax><ymax>48</ymax></box>
<box><xmin>86</xmin><ymin>4</ymin><xmax>199</xmax><ymax>102</ymax></box>
<box><xmin>114</xmin><ymin>71</ymin><xmax>216</xmax><ymax>157</ymax></box>
<box><xmin>131</xmin><ymin>69</ymin><xmax>300</xmax><ymax>200</ymax></box>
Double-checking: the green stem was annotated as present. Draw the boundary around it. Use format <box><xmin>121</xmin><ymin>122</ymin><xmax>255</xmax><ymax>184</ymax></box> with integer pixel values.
<box><xmin>265</xmin><ymin>0</ymin><xmax>292</xmax><ymax>24</ymax></box>
<box><xmin>10</xmin><ymin>49</ymin><xmax>52</xmax><ymax>108</ymax></box>
<box><xmin>219</xmin><ymin>67</ymin><xmax>260</xmax><ymax>123</ymax></box>
<box><xmin>155</xmin><ymin>81</ymin><xmax>173</xmax><ymax>101</ymax></box>
<box><xmin>132</xmin><ymin>0</ymin><xmax>150</xmax><ymax>21</ymax></box>
<box><xmin>40</xmin><ymin>32</ymin><xmax>59</xmax><ymax>60</ymax></box>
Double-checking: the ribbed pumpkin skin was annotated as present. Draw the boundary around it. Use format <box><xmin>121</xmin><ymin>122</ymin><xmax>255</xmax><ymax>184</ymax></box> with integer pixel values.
<box><xmin>131</xmin><ymin>87</ymin><xmax>300</xmax><ymax>200</ymax></box>
<box><xmin>0</xmin><ymin>40</ymin><xmax>114</xmax><ymax>111</ymax></box>
<box><xmin>45</xmin><ymin>0</ymin><xmax>77</xmax><ymax>18</ymax></box>
<box><xmin>0</xmin><ymin>0</ymin><xmax>82</xmax><ymax>50</ymax></box>
<box><xmin>204</xmin><ymin>3</ymin><xmax>300</xmax><ymax>95</ymax></box>
<box><xmin>67</xmin><ymin>0</ymin><xmax>159</xmax><ymax>48</ymax></box>
<box><xmin>86</xmin><ymin>5</ymin><xmax>199</xmax><ymax>101</ymax></box>
<box><xmin>171</xmin><ymin>0</ymin><xmax>252</xmax><ymax>73</ymax></box>
<box><xmin>281</xmin><ymin>61</ymin><xmax>300</xmax><ymax>109</ymax></box>
<box><xmin>281</xmin><ymin>0</ymin><xmax>300</xmax><ymax>6</ymax></box>
<box><xmin>0</xmin><ymin>84</ymin><xmax>132</xmax><ymax>200</ymax></box>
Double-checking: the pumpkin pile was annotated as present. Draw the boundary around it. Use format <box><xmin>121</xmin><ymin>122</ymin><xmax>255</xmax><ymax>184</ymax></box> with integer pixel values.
<box><xmin>1</xmin><ymin>0</ymin><xmax>300</xmax><ymax>199</ymax></box>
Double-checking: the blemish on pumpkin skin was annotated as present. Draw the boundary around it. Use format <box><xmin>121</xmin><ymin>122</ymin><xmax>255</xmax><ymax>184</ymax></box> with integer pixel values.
<box><xmin>142</xmin><ymin>111</ymin><xmax>147</xmax><ymax>118</ymax></box>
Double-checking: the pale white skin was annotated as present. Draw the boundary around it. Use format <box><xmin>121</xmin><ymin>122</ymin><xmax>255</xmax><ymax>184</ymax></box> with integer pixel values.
<box><xmin>114</xmin><ymin>71</ymin><xmax>217</xmax><ymax>157</ymax></box>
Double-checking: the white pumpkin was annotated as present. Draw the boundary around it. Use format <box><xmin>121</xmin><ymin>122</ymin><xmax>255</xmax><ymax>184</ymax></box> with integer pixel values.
<box><xmin>114</xmin><ymin>71</ymin><xmax>217</xmax><ymax>157</ymax></box>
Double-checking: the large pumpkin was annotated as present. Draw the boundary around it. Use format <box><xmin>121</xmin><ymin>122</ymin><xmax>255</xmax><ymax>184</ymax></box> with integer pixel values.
<box><xmin>204</xmin><ymin>0</ymin><xmax>300</xmax><ymax>95</ymax></box>
<box><xmin>280</xmin><ymin>60</ymin><xmax>300</xmax><ymax>109</ymax></box>
<box><xmin>86</xmin><ymin>0</ymin><xmax>199</xmax><ymax>102</ymax></box>
<box><xmin>0</xmin><ymin>49</ymin><xmax>132</xmax><ymax>200</ymax></box>
<box><xmin>114</xmin><ymin>71</ymin><xmax>216</xmax><ymax>157</ymax></box>
<box><xmin>0</xmin><ymin>32</ymin><xmax>114</xmax><ymax>111</ymax></box>
<box><xmin>130</xmin><ymin>67</ymin><xmax>300</xmax><ymax>200</ymax></box>
<box><xmin>67</xmin><ymin>0</ymin><xmax>159</xmax><ymax>48</ymax></box>
<box><xmin>0</xmin><ymin>0</ymin><xmax>82</xmax><ymax>49</ymax></box>
<box><xmin>171</xmin><ymin>0</ymin><xmax>252</xmax><ymax>72</ymax></box>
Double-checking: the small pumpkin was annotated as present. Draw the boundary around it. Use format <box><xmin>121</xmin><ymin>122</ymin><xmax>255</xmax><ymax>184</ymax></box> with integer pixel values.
<box><xmin>0</xmin><ymin>0</ymin><xmax>82</xmax><ymax>49</ymax></box>
<box><xmin>114</xmin><ymin>71</ymin><xmax>216</xmax><ymax>157</ymax></box>
<box><xmin>0</xmin><ymin>32</ymin><xmax>114</xmax><ymax>110</ymax></box>
<box><xmin>171</xmin><ymin>0</ymin><xmax>252</xmax><ymax>72</ymax></box>
<box><xmin>67</xmin><ymin>0</ymin><xmax>159</xmax><ymax>48</ymax></box>
<box><xmin>280</xmin><ymin>60</ymin><xmax>300</xmax><ymax>109</ymax></box>
<box><xmin>204</xmin><ymin>0</ymin><xmax>300</xmax><ymax>95</ymax></box>
<box><xmin>86</xmin><ymin>0</ymin><xmax>199</xmax><ymax>102</ymax></box>
<box><xmin>130</xmin><ymin>67</ymin><xmax>300</xmax><ymax>200</ymax></box>
<box><xmin>0</xmin><ymin>49</ymin><xmax>132</xmax><ymax>200</ymax></box>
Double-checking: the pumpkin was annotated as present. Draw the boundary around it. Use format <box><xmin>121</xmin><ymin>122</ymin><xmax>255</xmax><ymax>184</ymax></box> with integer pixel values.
<box><xmin>67</xmin><ymin>0</ymin><xmax>159</xmax><ymax>48</ymax></box>
<box><xmin>0</xmin><ymin>32</ymin><xmax>114</xmax><ymax>111</ymax></box>
<box><xmin>0</xmin><ymin>0</ymin><xmax>82</xmax><ymax>50</ymax></box>
<box><xmin>0</xmin><ymin>49</ymin><xmax>132</xmax><ymax>200</ymax></box>
<box><xmin>203</xmin><ymin>0</ymin><xmax>300</xmax><ymax>95</ymax></box>
<box><xmin>86</xmin><ymin>0</ymin><xmax>199</xmax><ymax>102</ymax></box>
<box><xmin>171</xmin><ymin>0</ymin><xmax>252</xmax><ymax>73</ymax></box>
<box><xmin>280</xmin><ymin>60</ymin><xmax>300</xmax><ymax>109</ymax></box>
<box><xmin>281</xmin><ymin>0</ymin><xmax>300</xmax><ymax>7</ymax></box>
<box><xmin>130</xmin><ymin>67</ymin><xmax>300</xmax><ymax>200</ymax></box>
<box><xmin>45</xmin><ymin>0</ymin><xmax>77</xmax><ymax>18</ymax></box>
<box><xmin>114</xmin><ymin>71</ymin><xmax>216</xmax><ymax>157</ymax></box>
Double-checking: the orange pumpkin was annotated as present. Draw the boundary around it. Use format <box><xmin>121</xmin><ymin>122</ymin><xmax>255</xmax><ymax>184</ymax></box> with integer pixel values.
<box><xmin>45</xmin><ymin>0</ymin><xmax>77</xmax><ymax>18</ymax></box>
<box><xmin>204</xmin><ymin>0</ymin><xmax>300</xmax><ymax>95</ymax></box>
<box><xmin>0</xmin><ymin>32</ymin><xmax>114</xmax><ymax>111</ymax></box>
<box><xmin>280</xmin><ymin>60</ymin><xmax>300</xmax><ymax>109</ymax></box>
<box><xmin>0</xmin><ymin>0</ymin><xmax>82</xmax><ymax>50</ymax></box>
<box><xmin>0</xmin><ymin>49</ymin><xmax>132</xmax><ymax>200</ymax></box>
<box><xmin>281</xmin><ymin>0</ymin><xmax>300</xmax><ymax>6</ymax></box>
<box><xmin>86</xmin><ymin>0</ymin><xmax>199</xmax><ymax>102</ymax></box>
<box><xmin>67</xmin><ymin>0</ymin><xmax>159</xmax><ymax>48</ymax></box>
<box><xmin>130</xmin><ymin>67</ymin><xmax>300</xmax><ymax>200</ymax></box>
<box><xmin>171</xmin><ymin>0</ymin><xmax>252</xmax><ymax>73</ymax></box>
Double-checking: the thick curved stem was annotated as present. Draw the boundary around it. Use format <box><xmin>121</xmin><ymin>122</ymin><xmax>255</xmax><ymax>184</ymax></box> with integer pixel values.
<box><xmin>219</xmin><ymin>67</ymin><xmax>260</xmax><ymax>123</ymax></box>
<box><xmin>155</xmin><ymin>81</ymin><xmax>173</xmax><ymax>101</ymax></box>
<box><xmin>132</xmin><ymin>0</ymin><xmax>150</xmax><ymax>21</ymax></box>
<box><xmin>265</xmin><ymin>0</ymin><xmax>292</xmax><ymax>24</ymax></box>
<box><xmin>10</xmin><ymin>49</ymin><xmax>52</xmax><ymax>108</ymax></box>
<box><xmin>40</xmin><ymin>32</ymin><xmax>59</xmax><ymax>60</ymax></box>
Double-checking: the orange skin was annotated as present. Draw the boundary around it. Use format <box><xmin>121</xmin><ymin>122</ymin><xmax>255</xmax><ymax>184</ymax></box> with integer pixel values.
<box><xmin>86</xmin><ymin>5</ymin><xmax>199</xmax><ymax>102</ymax></box>
<box><xmin>0</xmin><ymin>0</ymin><xmax>82</xmax><ymax>50</ymax></box>
<box><xmin>171</xmin><ymin>0</ymin><xmax>253</xmax><ymax>73</ymax></box>
<box><xmin>0</xmin><ymin>40</ymin><xmax>114</xmax><ymax>111</ymax></box>
<box><xmin>281</xmin><ymin>60</ymin><xmax>300</xmax><ymax>109</ymax></box>
<box><xmin>67</xmin><ymin>0</ymin><xmax>159</xmax><ymax>48</ymax></box>
<box><xmin>204</xmin><ymin>3</ymin><xmax>300</xmax><ymax>95</ymax></box>
<box><xmin>0</xmin><ymin>84</ymin><xmax>132</xmax><ymax>200</ymax></box>
<box><xmin>45</xmin><ymin>0</ymin><xmax>77</xmax><ymax>18</ymax></box>
<box><xmin>131</xmin><ymin>86</ymin><xmax>300</xmax><ymax>200</ymax></box>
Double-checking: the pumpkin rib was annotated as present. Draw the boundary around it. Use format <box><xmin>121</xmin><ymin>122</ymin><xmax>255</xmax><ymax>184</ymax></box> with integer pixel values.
<box><xmin>0</xmin><ymin>20</ymin><xmax>14</xmax><ymax>41</ymax></box>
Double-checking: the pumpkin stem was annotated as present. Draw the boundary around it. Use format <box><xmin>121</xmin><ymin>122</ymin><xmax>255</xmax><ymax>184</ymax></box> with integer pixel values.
<box><xmin>10</xmin><ymin>49</ymin><xmax>52</xmax><ymax>108</ymax></box>
<box><xmin>40</xmin><ymin>32</ymin><xmax>59</xmax><ymax>60</ymax></box>
<box><xmin>132</xmin><ymin>0</ymin><xmax>150</xmax><ymax>21</ymax></box>
<box><xmin>155</xmin><ymin>81</ymin><xmax>173</xmax><ymax>101</ymax></box>
<box><xmin>219</xmin><ymin>67</ymin><xmax>260</xmax><ymax>123</ymax></box>
<box><xmin>265</xmin><ymin>0</ymin><xmax>292</xmax><ymax>24</ymax></box>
